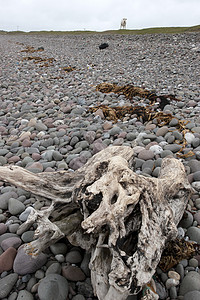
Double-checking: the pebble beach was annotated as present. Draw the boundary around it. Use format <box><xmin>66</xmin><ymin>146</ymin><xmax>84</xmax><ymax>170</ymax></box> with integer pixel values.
<box><xmin>0</xmin><ymin>32</ymin><xmax>200</xmax><ymax>300</ymax></box>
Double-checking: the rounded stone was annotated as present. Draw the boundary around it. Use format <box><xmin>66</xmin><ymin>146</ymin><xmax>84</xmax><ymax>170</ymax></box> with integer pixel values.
<box><xmin>0</xmin><ymin>247</ymin><xmax>17</xmax><ymax>273</ymax></box>
<box><xmin>194</xmin><ymin>211</ymin><xmax>200</xmax><ymax>225</ymax></box>
<box><xmin>138</xmin><ymin>149</ymin><xmax>154</xmax><ymax>160</ymax></box>
<box><xmin>176</xmin><ymin>263</ymin><xmax>185</xmax><ymax>281</ymax></box>
<box><xmin>46</xmin><ymin>262</ymin><xmax>61</xmax><ymax>275</ymax></box>
<box><xmin>9</xmin><ymin>223</ymin><xmax>20</xmax><ymax>234</ymax></box>
<box><xmin>0</xmin><ymin>191</ymin><xmax>18</xmax><ymax>210</ymax></box>
<box><xmin>168</xmin><ymin>270</ymin><xmax>180</xmax><ymax>281</ymax></box>
<box><xmin>55</xmin><ymin>254</ymin><xmax>65</xmax><ymax>263</ymax></box>
<box><xmin>179</xmin><ymin>211</ymin><xmax>193</xmax><ymax>229</ymax></box>
<box><xmin>110</xmin><ymin>126</ymin><xmax>121</xmax><ymax>136</ymax></box>
<box><xmin>156</xmin><ymin>126</ymin><xmax>169</xmax><ymax>137</ymax></box>
<box><xmin>160</xmin><ymin>150</ymin><xmax>173</xmax><ymax>158</ymax></box>
<box><xmin>1</xmin><ymin>237</ymin><xmax>22</xmax><ymax>251</ymax></box>
<box><xmin>187</xmin><ymin>160</ymin><xmax>200</xmax><ymax>173</ymax></box>
<box><xmin>38</xmin><ymin>274</ymin><xmax>69</xmax><ymax>300</ymax></box>
<box><xmin>188</xmin><ymin>258</ymin><xmax>198</xmax><ymax>268</ymax></box>
<box><xmin>19</xmin><ymin>207</ymin><xmax>34</xmax><ymax>222</ymax></box>
<box><xmin>8</xmin><ymin>198</ymin><xmax>25</xmax><ymax>215</ymax></box>
<box><xmin>65</xmin><ymin>250</ymin><xmax>83</xmax><ymax>264</ymax></box>
<box><xmin>183</xmin><ymin>291</ymin><xmax>200</xmax><ymax>300</ymax></box>
<box><xmin>165</xmin><ymin>278</ymin><xmax>179</xmax><ymax>289</ymax></box>
<box><xmin>185</xmin><ymin>133</ymin><xmax>195</xmax><ymax>144</ymax></box>
<box><xmin>170</xmin><ymin>286</ymin><xmax>177</xmax><ymax>299</ymax></box>
<box><xmin>62</xmin><ymin>265</ymin><xmax>86</xmax><ymax>281</ymax></box>
<box><xmin>164</xmin><ymin>144</ymin><xmax>182</xmax><ymax>152</ymax></box>
<box><xmin>13</xmin><ymin>246</ymin><xmax>47</xmax><ymax>275</ymax></box>
<box><xmin>16</xmin><ymin>290</ymin><xmax>34</xmax><ymax>300</ymax></box>
<box><xmin>21</xmin><ymin>231</ymin><xmax>34</xmax><ymax>243</ymax></box>
<box><xmin>193</xmin><ymin>171</ymin><xmax>200</xmax><ymax>181</ymax></box>
<box><xmin>192</xmin><ymin>181</ymin><xmax>200</xmax><ymax>192</ymax></box>
<box><xmin>0</xmin><ymin>273</ymin><xmax>18</xmax><ymax>298</ymax></box>
<box><xmin>52</xmin><ymin>151</ymin><xmax>63</xmax><ymax>161</ymax></box>
<box><xmin>50</xmin><ymin>243</ymin><xmax>68</xmax><ymax>255</ymax></box>
<box><xmin>155</xmin><ymin>281</ymin><xmax>167</xmax><ymax>299</ymax></box>
<box><xmin>126</xmin><ymin>132</ymin><xmax>136</xmax><ymax>141</ymax></box>
<box><xmin>0</xmin><ymin>223</ymin><xmax>7</xmax><ymax>235</ymax></box>
<box><xmin>35</xmin><ymin>269</ymin><xmax>45</xmax><ymax>279</ymax></box>
<box><xmin>149</xmin><ymin>145</ymin><xmax>163</xmax><ymax>155</ymax></box>
<box><xmin>179</xmin><ymin>271</ymin><xmax>200</xmax><ymax>295</ymax></box>
<box><xmin>187</xmin><ymin>226</ymin><xmax>200</xmax><ymax>243</ymax></box>
<box><xmin>72</xmin><ymin>295</ymin><xmax>86</xmax><ymax>300</ymax></box>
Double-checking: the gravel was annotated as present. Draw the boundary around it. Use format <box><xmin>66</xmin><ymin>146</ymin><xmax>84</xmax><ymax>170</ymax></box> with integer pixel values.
<box><xmin>0</xmin><ymin>32</ymin><xmax>200</xmax><ymax>299</ymax></box>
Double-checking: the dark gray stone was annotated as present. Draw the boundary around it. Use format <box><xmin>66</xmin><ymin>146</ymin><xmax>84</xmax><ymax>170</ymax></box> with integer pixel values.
<box><xmin>179</xmin><ymin>211</ymin><xmax>193</xmax><ymax>228</ymax></box>
<box><xmin>187</xmin><ymin>226</ymin><xmax>200</xmax><ymax>243</ymax></box>
<box><xmin>38</xmin><ymin>274</ymin><xmax>69</xmax><ymax>300</ymax></box>
<box><xmin>13</xmin><ymin>246</ymin><xmax>47</xmax><ymax>275</ymax></box>
<box><xmin>183</xmin><ymin>291</ymin><xmax>200</xmax><ymax>300</ymax></box>
<box><xmin>179</xmin><ymin>271</ymin><xmax>200</xmax><ymax>295</ymax></box>
<box><xmin>0</xmin><ymin>273</ymin><xmax>18</xmax><ymax>298</ymax></box>
<box><xmin>16</xmin><ymin>290</ymin><xmax>34</xmax><ymax>300</ymax></box>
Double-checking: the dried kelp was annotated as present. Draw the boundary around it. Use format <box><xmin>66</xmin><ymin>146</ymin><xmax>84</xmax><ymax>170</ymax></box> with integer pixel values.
<box><xmin>62</xmin><ymin>66</ymin><xmax>76</xmax><ymax>72</ymax></box>
<box><xmin>159</xmin><ymin>238</ymin><xmax>199</xmax><ymax>272</ymax></box>
<box><xmin>21</xmin><ymin>46</ymin><xmax>44</xmax><ymax>53</ymax></box>
<box><xmin>96</xmin><ymin>83</ymin><xmax>180</xmax><ymax>110</ymax></box>
<box><xmin>21</xmin><ymin>56</ymin><xmax>55</xmax><ymax>67</ymax></box>
<box><xmin>89</xmin><ymin>105</ymin><xmax>195</xmax><ymax>157</ymax></box>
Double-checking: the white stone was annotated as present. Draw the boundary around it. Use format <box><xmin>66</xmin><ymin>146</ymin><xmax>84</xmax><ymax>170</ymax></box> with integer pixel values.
<box><xmin>165</xmin><ymin>278</ymin><xmax>179</xmax><ymax>289</ymax></box>
<box><xmin>192</xmin><ymin>181</ymin><xmax>200</xmax><ymax>191</ymax></box>
<box><xmin>168</xmin><ymin>270</ymin><xmax>180</xmax><ymax>281</ymax></box>
<box><xmin>185</xmin><ymin>132</ymin><xmax>195</xmax><ymax>144</ymax></box>
<box><xmin>19</xmin><ymin>207</ymin><xmax>34</xmax><ymax>221</ymax></box>
<box><xmin>149</xmin><ymin>145</ymin><xmax>163</xmax><ymax>155</ymax></box>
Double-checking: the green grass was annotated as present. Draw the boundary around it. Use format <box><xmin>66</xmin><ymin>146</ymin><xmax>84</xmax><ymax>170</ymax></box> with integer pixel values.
<box><xmin>1</xmin><ymin>25</ymin><xmax>200</xmax><ymax>35</ymax></box>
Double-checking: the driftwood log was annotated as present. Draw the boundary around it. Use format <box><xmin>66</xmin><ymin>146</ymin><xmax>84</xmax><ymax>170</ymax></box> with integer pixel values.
<box><xmin>0</xmin><ymin>146</ymin><xmax>193</xmax><ymax>300</ymax></box>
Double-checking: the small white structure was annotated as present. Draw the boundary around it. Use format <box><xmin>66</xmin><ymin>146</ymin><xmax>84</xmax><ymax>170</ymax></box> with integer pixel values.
<box><xmin>120</xmin><ymin>18</ymin><xmax>127</xmax><ymax>29</ymax></box>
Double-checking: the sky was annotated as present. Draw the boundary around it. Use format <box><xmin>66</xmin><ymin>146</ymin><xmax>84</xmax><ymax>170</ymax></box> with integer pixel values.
<box><xmin>0</xmin><ymin>0</ymin><xmax>199</xmax><ymax>32</ymax></box>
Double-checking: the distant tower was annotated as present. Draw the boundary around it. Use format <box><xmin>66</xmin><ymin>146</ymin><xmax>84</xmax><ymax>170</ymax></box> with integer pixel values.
<box><xmin>120</xmin><ymin>18</ymin><xmax>127</xmax><ymax>29</ymax></box>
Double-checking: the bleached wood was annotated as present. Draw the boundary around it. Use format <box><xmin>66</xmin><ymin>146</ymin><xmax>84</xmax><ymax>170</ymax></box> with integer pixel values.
<box><xmin>0</xmin><ymin>146</ymin><xmax>192</xmax><ymax>299</ymax></box>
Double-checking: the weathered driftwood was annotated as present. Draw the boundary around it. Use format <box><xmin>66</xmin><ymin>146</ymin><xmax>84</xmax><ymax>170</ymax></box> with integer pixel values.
<box><xmin>0</xmin><ymin>146</ymin><xmax>192</xmax><ymax>300</ymax></box>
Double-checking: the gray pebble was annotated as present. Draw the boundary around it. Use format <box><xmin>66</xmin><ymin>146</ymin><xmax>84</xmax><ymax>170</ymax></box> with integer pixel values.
<box><xmin>75</xmin><ymin>141</ymin><xmax>89</xmax><ymax>150</ymax></box>
<box><xmin>8</xmin><ymin>292</ymin><xmax>18</xmax><ymax>300</ymax></box>
<box><xmin>52</xmin><ymin>150</ymin><xmax>63</xmax><ymax>161</ymax></box>
<box><xmin>187</xmin><ymin>226</ymin><xmax>200</xmax><ymax>243</ymax></box>
<box><xmin>110</xmin><ymin>126</ymin><xmax>121</xmax><ymax>136</ymax></box>
<box><xmin>179</xmin><ymin>211</ymin><xmax>193</xmax><ymax>228</ymax></box>
<box><xmin>35</xmin><ymin>269</ymin><xmax>45</xmax><ymax>279</ymax></box>
<box><xmin>155</xmin><ymin>281</ymin><xmax>168</xmax><ymax>299</ymax></box>
<box><xmin>160</xmin><ymin>150</ymin><xmax>173</xmax><ymax>158</ymax></box>
<box><xmin>192</xmin><ymin>181</ymin><xmax>200</xmax><ymax>192</ymax></box>
<box><xmin>65</xmin><ymin>250</ymin><xmax>83</xmax><ymax>264</ymax></box>
<box><xmin>183</xmin><ymin>291</ymin><xmax>200</xmax><ymax>300</ymax></box>
<box><xmin>21</xmin><ymin>231</ymin><xmax>34</xmax><ymax>243</ymax></box>
<box><xmin>164</xmin><ymin>144</ymin><xmax>182</xmax><ymax>152</ymax></box>
<box><xmin>179</xmin><ymin>271</ymin><xmax>200</xmax><ymax>295</ymax></box>
<box><xmin>50</xmin><ymin>243</ymin><xmax>68</xmax><ymax>255</ymax></box>
<box><xmin>16</xmin><ymin>290</ymin><xmax>34</xmax><ymax>300</ymax></box>
<box><xmin>0</xmin><ymin>191</ymin><xmax>18</xmax><ymax>210</ymax></box>
<box><xmin>170</xmin><ymin>286</ymin><xmax>177</xmax><ymax>299</ymax></box>
<box><xmin>38</xmin><ymin>274</ymin><xmax>69</xmax><ymax>300</ymax></box>
<box><xmin>176</xmin><ymin>263</ymin><xmax>185</xmax><ymax>281</ymax></box>
<box><xmin>46</xmin><ymin>262</ymin><xmax>61</xmax><ymax>275</ymax></box>
<box><xmin>19</xmin><ymin>207</ymin><xmax>34</xmax><ymax>222</ymax></box>
<box><xmin>193</xmin><ymin>171</ymin><xmax>200</xmax><ymax>181</ymax></box>
<box><xmin>8</xmin><ymin>198</ymin><xmax>25</xmax><ymax>215</ymax></box>
<box><xmin>187</xmin><ymin>160</ymin><xmax>200</xmax><ymax>173</ymax></box>
<box><xmin>72</xmin><ymin>295</ymin><xmax>86</xmax><ymax>300</ymax></box>
<box><xmin>0</xmin><ymin>273</ymin><xmax>18</xmax><ymax>298</ymax></box>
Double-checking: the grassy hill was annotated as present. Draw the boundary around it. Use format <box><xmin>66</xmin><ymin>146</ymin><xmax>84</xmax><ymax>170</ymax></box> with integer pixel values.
<box><xmin>1</xmin><ymin>25</ymin><xmax>200</xmax><ymax>35</ymax></box>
